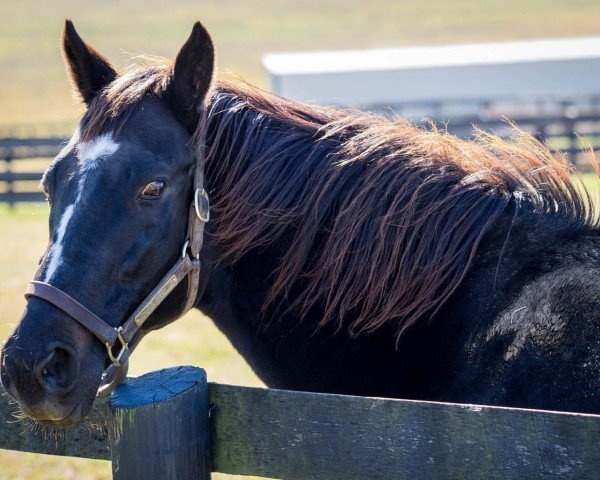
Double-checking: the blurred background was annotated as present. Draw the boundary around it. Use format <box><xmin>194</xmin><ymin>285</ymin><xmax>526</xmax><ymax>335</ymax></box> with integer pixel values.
<box><xmin>1</xmin><ymin>0</ymin><xmax>600</xmax><ymax>478</ymax></box>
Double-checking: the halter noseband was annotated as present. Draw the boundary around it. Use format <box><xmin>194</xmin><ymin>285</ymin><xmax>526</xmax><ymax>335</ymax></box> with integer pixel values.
<box><xmin>24</xmin><ymin>147</ymin><xmax>209</xmax><ymax>397</ymax></box>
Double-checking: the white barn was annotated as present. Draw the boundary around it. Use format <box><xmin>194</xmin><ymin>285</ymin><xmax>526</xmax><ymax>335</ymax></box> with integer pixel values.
<box><xmin>262</xmin><ymin>37</ymin><xmax>600</xmax><ymax>117</ymax></box>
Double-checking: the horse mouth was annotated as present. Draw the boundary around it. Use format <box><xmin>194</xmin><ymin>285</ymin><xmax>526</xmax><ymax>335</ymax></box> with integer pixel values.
<box><xmin>3</xmin><ymin>369</ymin><xmax>101</xmax><ymax>427</ymax></box>
<box><xmin>20</xmin><ymin>398</ymin><xmax>92</xmax><ymax>427</ymax></box>
<box><xmin>3</xmin><ymin>386</ymin><xmax>100</xmax><ymax>427</ymax></box>
<box><xmin>33</xmin><ymin>414</ymin><xmax>83</xmax><ymax>427</ymax></box>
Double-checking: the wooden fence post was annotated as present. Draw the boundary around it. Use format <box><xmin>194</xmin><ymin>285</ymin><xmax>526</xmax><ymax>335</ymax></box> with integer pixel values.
<box><xmin>108</xmin><ymin>366</ymin><xmax>211</xmax><ymax>480</ymax></box>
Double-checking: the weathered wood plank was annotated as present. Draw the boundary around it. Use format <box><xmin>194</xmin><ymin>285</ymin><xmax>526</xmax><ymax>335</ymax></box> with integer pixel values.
<box><xmin>109</xmin><ymin>366</ymin><xmax>211</xmax><ymax>480</ymax></box>
<box><xmin>0</xmin><ymin>172</ymin><xmax>43</xmax><ymax>182</ymax></box>
<box><xmin>0</xmin><ymin>192</ymin><xmax>46</xmax><ymax>203</ymax></box>
<box><xmin>0</xmin><ymin>137</ymin><xmax>65</xmax><ymax>149</ymax></box>
<box><xmin>3</xmin><ymin>370</ymin><xmax>600</xmax><ymax>479</ymax></box>
<box><xmin>208</xmin><ymin>383</ymin><xmax>600</xmax><ymax>480</ymax></box>
<box><xmin>0</xmin><ymin>393</ymin><xmax>110</xmax><ymax>460</ymax></box>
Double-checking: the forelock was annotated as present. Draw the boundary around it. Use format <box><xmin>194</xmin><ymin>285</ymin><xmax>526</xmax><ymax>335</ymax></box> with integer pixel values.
<box><xmin>79</xmin><ymin>63</ymin><xmax>172</xmax><ymax>142</ymax></box>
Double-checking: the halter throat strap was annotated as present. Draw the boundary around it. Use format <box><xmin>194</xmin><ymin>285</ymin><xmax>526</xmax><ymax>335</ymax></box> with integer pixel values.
<box><xmin>24</xmin><ymin>141</ymin><xmax>209</xmax><ymax>396</ymax></box>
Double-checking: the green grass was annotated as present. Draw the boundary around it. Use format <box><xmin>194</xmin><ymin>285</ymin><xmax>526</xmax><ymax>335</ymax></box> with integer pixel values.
<box><xmin>1</xmin><ymin>0</ymin><xmax>600</xmax><ymax>131</ymax></box>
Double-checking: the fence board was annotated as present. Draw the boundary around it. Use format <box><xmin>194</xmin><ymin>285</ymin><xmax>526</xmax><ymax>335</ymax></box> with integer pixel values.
<box><xmin>0</xmin><ymin>192</ymin><xmax>46</xmax><ymax>203</ymax></box>
<box><xmin>0</xmin><ymin>138</ymin><xmax>64</xmax><ymax>150</ymax></box>
<box><xmin>0</xmin><ymin>137</ymin><xmax>64</xmax><ymax>162</ymax></box>
<box><xmin>0</xmin><ymin>172</ymin><xmax>43</xmax><ymax>182</ymax></box>
<box><xmin>2</xmin><ymin>373</ymin><xmax>600</xmax><ymax>478</ymax></box>
<box><xmin>0</xmin><ymin>395</ymin><xmax>110</xmax><ymax>460</ymax></box>
<box><xmin>209</xmin><ymin>383</ymin><xmax>600</xmax><ymax>480</ymax></box>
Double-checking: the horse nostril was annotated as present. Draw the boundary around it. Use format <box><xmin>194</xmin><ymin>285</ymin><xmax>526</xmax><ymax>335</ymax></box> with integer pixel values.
<box><xmin>34</xmin><ymin>344</ymin><xmax>79</xmax><ymax>395</ymax></box>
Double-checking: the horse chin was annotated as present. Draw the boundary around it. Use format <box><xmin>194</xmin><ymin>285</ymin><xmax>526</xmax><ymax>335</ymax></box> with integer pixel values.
<box><xmin>28</xmin><ymin>403</ymin><xmax>86</xmax><ymax>427</ymax></box>
<box><xmin>23</xmin><ymin>367</ymin><xmax>103</xmax><ymax>427</ymax></box>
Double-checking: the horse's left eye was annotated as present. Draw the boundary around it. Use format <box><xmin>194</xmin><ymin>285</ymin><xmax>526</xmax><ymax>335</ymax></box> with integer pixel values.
<box><xmin>141</xmin><ymin>180</ymin><xmax>166</xmax><ymax>198</ymax></box>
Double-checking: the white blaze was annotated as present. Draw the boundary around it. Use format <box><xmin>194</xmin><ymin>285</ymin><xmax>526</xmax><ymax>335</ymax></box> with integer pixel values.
<box><xmin>43</xmin><ymin>205</ymin><xmax>75</xmax><ymax>282</ymax></box>
<box><xmin>43</xmin><ymin>132</ymin><xmax>120</xmax><ymax>282</ymax></box>
<box><xmin>77</xmin><ymin>133</ymin><xmax>119</xmax><ymax>167</ymax></box>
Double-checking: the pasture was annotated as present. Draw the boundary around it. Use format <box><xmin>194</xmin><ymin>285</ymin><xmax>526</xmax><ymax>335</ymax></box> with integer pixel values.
<box><xmin>2</xmin><ymin>0</ymin><xmax>600</xmax><ymax>132</ymax></box>
<box><xmin>2</xmin><ymin>1</ymin><xmax>600</xmax><ymax>478</ymax></box>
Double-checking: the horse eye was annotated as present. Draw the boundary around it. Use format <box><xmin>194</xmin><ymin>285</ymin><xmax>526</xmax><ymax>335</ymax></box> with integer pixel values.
<box><xmin>141</xmin><ymin>180</ymin><xmax>166</xmax><ymax>198</ymax></box>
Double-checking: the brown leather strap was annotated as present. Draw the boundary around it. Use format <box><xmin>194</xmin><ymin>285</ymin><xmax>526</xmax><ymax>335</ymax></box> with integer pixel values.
<box><xmin>182</xmin><ymin>258</ymin><xmax>201</xmax><ymax>313</ymax></box>
<box><xmin>119</xmin><ymin>255</ymin><xmax>197</xmax><ymax>344</ymax></box>
<box><xmin>180</xmin><ymin>124</ymin><xmax>208</xmax><ymax>314</ymax></box>
<box><xmin>25</xmin><ymin>281</ymin><xmax>118</xmax><ymax>346</ymax></box>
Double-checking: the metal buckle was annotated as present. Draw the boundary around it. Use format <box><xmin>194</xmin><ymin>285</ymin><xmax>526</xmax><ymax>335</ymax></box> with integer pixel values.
<box><xmin>105</xmin><ymin>326</ymin><xmax>128</xmax><ymax>367</ymax></box>
<box><xmin>181</xmin><ymin>239</ymin><xmax>200</xmax><ymax>260</ymax></box>
<box><xmin>96</xmin><ymin>361</ymin><xmax>129</xmax><ymax>398</ymax></box>
<box><xmin>194</xmin><ymin>188</ymin><xmax>210</xmax><ymax>223</ymax></box>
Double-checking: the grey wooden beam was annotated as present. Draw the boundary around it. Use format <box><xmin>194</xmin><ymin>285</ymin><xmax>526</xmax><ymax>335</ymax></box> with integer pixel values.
<box><xmin>209</xmin><ymin>383</ymin><xmax>600</xmax><ymax>480</ymax></box>
<box><xmin>3</xmin><ymin>370</ymin><xmax>600</xmax><ymax>479</ymax></box>
<box><xmin>0</xmin><ymin>393</ymin><xmax>110</xmax><ymax>460</ymax></box>
<box><xmin>0</xmin><ymin>137</ymin><xmax>65</xmax><ymax>148</ymax></box>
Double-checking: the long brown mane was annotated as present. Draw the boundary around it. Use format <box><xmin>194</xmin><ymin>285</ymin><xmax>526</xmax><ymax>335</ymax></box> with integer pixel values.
<box><xmin>80</xmin><ymin>64</ymin><xmax>599</xmax><ymax>339</ymax></box>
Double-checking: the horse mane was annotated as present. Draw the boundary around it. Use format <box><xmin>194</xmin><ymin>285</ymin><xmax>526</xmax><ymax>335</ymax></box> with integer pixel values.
<box><xmin>79</xmin><ymin>64</ymin><xmax>600</xmax><ymax>340</ymax></box>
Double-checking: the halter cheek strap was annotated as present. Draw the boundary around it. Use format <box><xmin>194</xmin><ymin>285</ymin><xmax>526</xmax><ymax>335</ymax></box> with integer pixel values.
<box><xmin>25</xmin><ymin>281</ymin><xmax>118</xmax><ymax>346</ymax></box>
<box><xmin>24</xmin><ymin>140</ymin><xmax>209</xmax><ymax>397</ymax></box>
<box><xmin>25</xmin><ymin>254</ymin><xmax>198</xmax><ymax>365</ymax></box>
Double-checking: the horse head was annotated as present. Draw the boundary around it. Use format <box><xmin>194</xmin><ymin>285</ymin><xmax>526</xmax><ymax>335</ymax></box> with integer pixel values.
<box><xmin>0</xmin><ymin>20</ymin><xmax>214</xmax><ymax>425</ymax></box>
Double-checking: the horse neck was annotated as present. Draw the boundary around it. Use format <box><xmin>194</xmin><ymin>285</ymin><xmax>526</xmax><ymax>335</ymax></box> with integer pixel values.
<box><xmin>437</xmin><ymin>206</ymin><xmax>591</xmax><ymax>335</ymax></box>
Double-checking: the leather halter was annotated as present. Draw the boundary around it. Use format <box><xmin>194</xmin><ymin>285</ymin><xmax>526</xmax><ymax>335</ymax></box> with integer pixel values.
<box><xmin>24</xmin><ymin>142</ymin><xmax>209</xmax><ymax>397</ymax></box>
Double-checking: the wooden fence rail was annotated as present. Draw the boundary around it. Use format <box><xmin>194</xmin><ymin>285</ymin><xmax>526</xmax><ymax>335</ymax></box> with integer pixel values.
<box><xmin>1</xmin><ymin>365</ymin><xmax>600</xmax><ymax>479</ymax></box>
<box><xmin>0</xmin><ymin>136</ymin><xmax>63</xmax><ymax>204</ymax></box>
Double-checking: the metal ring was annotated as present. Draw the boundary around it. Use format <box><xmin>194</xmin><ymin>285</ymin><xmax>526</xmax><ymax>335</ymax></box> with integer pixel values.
<box><xmin>181</xmin><ymin>240</ymin><xmax>190</xmax><ymax>259</ymax></box>
<box><xmin>181</xmin><ymin>239</ymin><xmax>199</xmax><ymax>260</ymax></box>
<box><xmin>105</xmin><ymin>326</ymin><xmax>128</xmax><ymax>367</ymax></box>
<box><xmin>194</xmin><ymin>188</ymin><xmax>210</xmax><ymax>223</ymax></box>
<box><xmin>96</xmin><ymin>361</ymin><xmax>129</xmax><ymax>398</ymax></box>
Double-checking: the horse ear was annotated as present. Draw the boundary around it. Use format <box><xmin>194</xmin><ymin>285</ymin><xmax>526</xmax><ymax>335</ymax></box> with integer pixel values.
<box><xmin>168</xmin><ymin>21</ymin><xmax>215</xmax><ymax>131</ymax></box>
<box><xmin>61</xmin><ymin>20</ymin><xmax>117</xmax><ymax>104</ymax></box>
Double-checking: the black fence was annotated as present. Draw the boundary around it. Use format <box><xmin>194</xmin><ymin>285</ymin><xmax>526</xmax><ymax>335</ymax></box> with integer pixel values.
<box><xmin>441</xmin><ymin>114</ymin><xmax>600</xmax><ymax>171</ymax></box>
<box><xmin>1</xmin><ymin>112</ymin><xmax>600</xmax><ymax>204</ymax></box>
<box><xmin>0</xmin><ymin>136</ymin><xmax>65</xmax><ymax>204</ymax></box>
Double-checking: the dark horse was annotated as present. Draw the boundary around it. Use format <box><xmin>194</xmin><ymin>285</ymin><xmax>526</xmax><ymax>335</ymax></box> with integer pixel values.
<box><xmin>2</xmin><ymin>20</ymin><xmax>600</xmax><ymax>426</ymax></box>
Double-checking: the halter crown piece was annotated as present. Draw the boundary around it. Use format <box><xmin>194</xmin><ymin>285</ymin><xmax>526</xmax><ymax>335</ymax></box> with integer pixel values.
<box><xmin>24</xmin><ymin>141</ymin><xmax>209</xmax><ymax>397</ymax></box>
